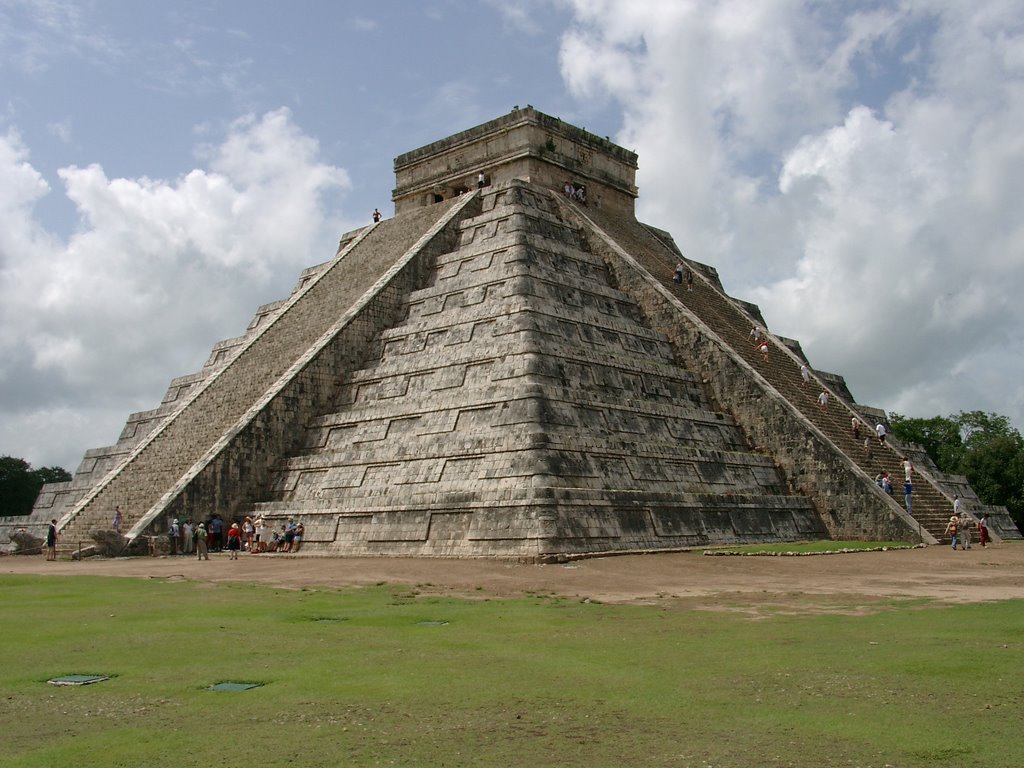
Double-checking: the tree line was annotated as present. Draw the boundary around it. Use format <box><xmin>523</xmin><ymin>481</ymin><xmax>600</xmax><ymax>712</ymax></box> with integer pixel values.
<box><xmin>0</xmin><ymin>457</ymin><xmax>72</xmax><ymax>516</ymax></box>
<box><xmin>889</xmin><ymin>410</ymin><xmax>1024</xmax><ymax>529</ymax></box>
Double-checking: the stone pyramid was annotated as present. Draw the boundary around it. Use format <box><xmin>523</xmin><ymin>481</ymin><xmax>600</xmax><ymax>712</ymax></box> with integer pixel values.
<box><xmin>22</xmin><ymin>107</ymin><xmax>1019</xmax><ymax>559</ymax></box>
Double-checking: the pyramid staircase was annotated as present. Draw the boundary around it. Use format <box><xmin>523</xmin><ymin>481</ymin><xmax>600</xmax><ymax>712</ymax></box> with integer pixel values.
<box><xmin>559</xmin><ymin>196</ymin><xmax>1019</xmax><ymax>544</ymax></box>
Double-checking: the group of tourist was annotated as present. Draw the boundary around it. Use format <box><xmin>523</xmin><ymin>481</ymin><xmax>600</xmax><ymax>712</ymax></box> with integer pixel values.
<box><xmin>945</xmin><ymin>498</ymin><xmax>990</xmax><ymax>550</ymax></box>
<box><xmin>672</xmin><ymin>262</ymin><xmax>695</xmax><ymax>291</ymax></box>
<box><xmin>736</xmin><ymin>321</ymin><xmax>991</xmax><ymax>549</ymax></box>
<box><xmin>159</xmin><ymin>514</ymin><xmax>305</xmax><ymax>559</ymax></box>
<box><xmin>562</xmin><ymin>180</ymin><xmax>587</xmax><ymax>204</ymax></box>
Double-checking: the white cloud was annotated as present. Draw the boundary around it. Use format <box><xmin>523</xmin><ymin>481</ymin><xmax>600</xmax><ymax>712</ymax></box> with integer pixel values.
<box><xmin>350</xmin><ymin>16</ymin><xmax>379</xmax><ymax>32</ymax></box>
<box><xmin>558</xmin><ymin>0</ymin><xmax>1024</xmax><ymax>428</ymax></box>
<box><xmin>46</xmin><ymin>118</ymin><xmax>72</xmax><ymax>143</ymax></box>
<box><xmin>484</xmin><ymin>0</ymin><xmax>553</xmax><ymax>36</ymax></box>
<box><xmin>0</xmin><ymin>0</ymin><xmax>120</xmax><ymax>73</ymax></box>
<box><xmin>0</xmin><ymin>109</ymin><xmax>351</xmax><ymax>469</ymax></box>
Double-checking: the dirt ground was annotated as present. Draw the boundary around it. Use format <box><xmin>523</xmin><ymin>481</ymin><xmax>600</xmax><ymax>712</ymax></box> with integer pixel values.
<box><xmin>5</xmin><ymin>543</ymin><xmax>1023</xmax><ymax>613</ymax></box>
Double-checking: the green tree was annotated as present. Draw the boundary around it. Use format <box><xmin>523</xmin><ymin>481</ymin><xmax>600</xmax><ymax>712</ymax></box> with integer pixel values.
<box><xmin>0</xmin><ymin>456</ymin><xmax>72</xmax><ymax>516</ymax></box>
<box><xmin>888</xmin><ymin>413</ymin><xmax>964</xmax><ymax>472</ymax></box>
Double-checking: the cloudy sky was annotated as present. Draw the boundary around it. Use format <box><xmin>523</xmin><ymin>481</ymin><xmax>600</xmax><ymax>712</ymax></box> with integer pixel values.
<box><xmin>2</xmin><ymin>0</ymin><xmax>1022</xmax><ymax>473</ymax></box>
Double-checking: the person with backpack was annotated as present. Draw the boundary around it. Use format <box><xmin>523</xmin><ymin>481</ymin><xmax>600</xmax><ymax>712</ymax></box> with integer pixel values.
<box><xmin>944</xmin><ymin>514</ymin><xmax>960</xmax><ymax>551</ymax></box>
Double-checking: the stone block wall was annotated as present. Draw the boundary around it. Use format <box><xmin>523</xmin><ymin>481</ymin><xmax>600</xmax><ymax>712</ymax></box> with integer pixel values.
<box><xmin>57</xmin><ymin>194</ymin><xmax>479</xmax><ymax>544</ymax></box>
<box><xmin>250</xmin><ymin>181</ymin><xmax>824</xmax><ymax>558</ymax></box>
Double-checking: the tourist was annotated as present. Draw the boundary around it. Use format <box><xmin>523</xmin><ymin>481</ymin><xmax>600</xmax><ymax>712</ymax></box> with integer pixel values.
<box><xmin>864</xmin><ymin>436</ymin><xmax>873</xmax><ymax>460</ymax></box>
<box><xmin>800</xmin><ymin>363</ymin><xmax>811</xmax><ymax>387</ymax></box>
<box><xmin>292</xmin><ymin>521</ymin><xmax>305</xmax><ymax>553</ymax></box>
<box><xmin>478</xmin><ymin>172</ymin><xmax>486</xmax><ymax>189</ymax></box>
<box><xmin>876</xmin><ymin>423</ymin><xmax>887</xmax><ymax>445</ymax></box>
<box><xmin>758</xmin><ymin>340</ymin><xmax>769</xmax><ymax>362</ymax></box>
<box><xmin>673</xmin><ymin>262</ymin><xmax>684</xmax><ymax>284</ymax></box>
<box><xmin>881</xmin><ymin>472</ymin><xmax>893</xmax><ymax>495</ymax></box>
<box><xmin>903</xmin><ymin>480</ymin><xmax>912</xmax><ymax>514</ymax></box>
<box><xmin>852</xmin><ymin>417</ymin><xmax>861</xmax><ymax>440</ymax></box>
<box><xmin>685</xmin><ymin>267</ymin><xmax>694</xmax><ymax>291</ymax></box>
<box><xmin>959</xmin><ymin>511</ymin><xmax>973</xmax><ymax>550</ymax></box>
<box><xmin>749</xmin><ymin>326</ymin><xmax>762</xmax><ymax>345</ymax></box>
<box><xmin>817</xmin><ymin>391</ymin><xmax>829</xmax><ymax>410</ymax></box>
<box><xmin>901</xmin><ymin>457</ymin><xmax>913</xmax><ymax>482</ymax></box>
<box><xmin>182</xmin><ymin>519</ymin><xmax>194</xmax><ymax>555</ymax></box>
<box><xmin>168</xmin><ymin>518</ymin><xmax>179</xmax><ymax>556</ymax></box>
<box><xmin>242</xmin><ymin>516</ymin><xmax>255</xmax><ymax>551</ymax></box>
<box><xmin>255</xmin><ymin>516</ymin><xmax>268</xmax><ymax>553</ymax></box>
<box><xmin>45</xmin><ymin>519</ymin><xmax>57</xmax><ymax>561</ymax></box>
<box><xmin>195</xmin><ymin>523</ymin><xmax>209</xmax><ymax>560</ymax></box>
<box><xmin>978</xmin><ymin>512</ymin><xmax>990</xmax><ymax>548</ymax></box>
<box><xmin>209</xmin><ymin>516</ymin><xmax>224</xmax><ymax>552</ymax></box>
<box><xmin>372</xmin><ymin>208</ymin><xmax>382</xmax><ymax>223</ymax></box>
<box><xmin>944</xmin><ymin>514</ymin><xmax>960</xmax><ymax>550</ymax></box>
<box><xmin>112</xmin><ymin>506</ymin><xmax>121</xmax><ymax>533</ymax></box>
<box><xmin>226</xmin><ymin>523</ymin><xmax>242</xmax><ymax>560</ymax></box>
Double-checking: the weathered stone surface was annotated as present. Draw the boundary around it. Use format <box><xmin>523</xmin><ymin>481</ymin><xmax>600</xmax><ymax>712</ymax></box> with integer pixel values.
<box><xmin>89</xmin><ymin>532</ymin><xmax>136</xmax><ymax>557</ymax></box>
<box><xmin>8</xmin><ymin>529</ymin><xmax>43</xmax><ymax>554</ymax></box>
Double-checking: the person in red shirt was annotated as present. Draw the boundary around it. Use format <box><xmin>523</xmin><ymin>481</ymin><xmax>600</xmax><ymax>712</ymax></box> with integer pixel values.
<box><xmin>226</xmin><ymin>523</ymin><xmax>242</xmax><ymax>560</ymax></box>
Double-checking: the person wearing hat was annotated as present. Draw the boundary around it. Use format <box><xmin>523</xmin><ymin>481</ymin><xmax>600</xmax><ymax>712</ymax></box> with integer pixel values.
<box><xmin>958</xmin><ymin>510</ymin><xmax>974</xmax><ymax>550</ymax></box>
<box><xmin>195</xmin><ymin>523</ymin><xmax>209</xmax><ymax>560</ymax></box>
<box><xmin>943</xmin><ymin>514</ymin><xmax>960</xmax><ymax>551</ymax></box>
<box><xmin>226</xmin><ymin>522</ymin><xmax>242</xmax><ymax>560</ymax></box>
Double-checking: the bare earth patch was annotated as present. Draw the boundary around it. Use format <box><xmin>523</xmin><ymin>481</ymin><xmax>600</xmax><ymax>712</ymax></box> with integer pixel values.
<box><xmin>4</xmin><ymin>543</ymin><xmax>1022</xmax><ymax>614</ymax></box>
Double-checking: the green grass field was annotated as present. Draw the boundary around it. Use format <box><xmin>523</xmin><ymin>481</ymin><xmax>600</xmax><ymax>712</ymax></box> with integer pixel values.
<box><xmin>0</xmin><ymin>574</ymin><xmax>1020</xmax><ymax>767</ymax></box>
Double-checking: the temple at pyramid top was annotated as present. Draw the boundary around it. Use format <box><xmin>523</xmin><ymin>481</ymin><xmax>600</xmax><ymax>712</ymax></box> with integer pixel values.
<box><xmin>393</xmin><ymin>106</ymin><xmax>638</xmax><ymax>214</ymax></box>
<box><xmin>7</xmin><ymin>108</ymin><xmax>1019</xmax><ymax>560</ymax></box>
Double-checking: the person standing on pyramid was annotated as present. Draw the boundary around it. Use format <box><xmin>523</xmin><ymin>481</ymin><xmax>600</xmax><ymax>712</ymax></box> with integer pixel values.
<box><xmin>901</xmin><ymin>457</ymin><xmax>913</xmax><ymax>481</ymax></box>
